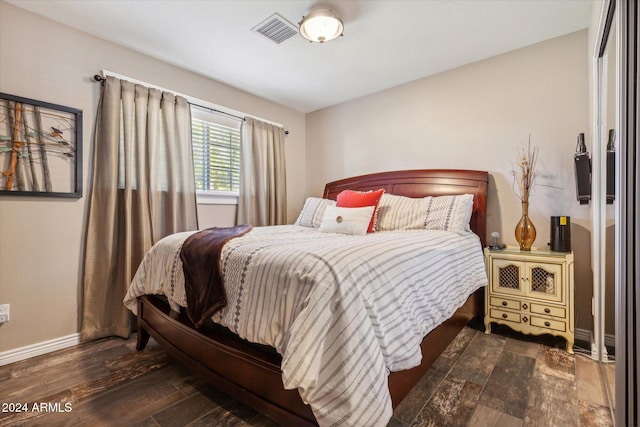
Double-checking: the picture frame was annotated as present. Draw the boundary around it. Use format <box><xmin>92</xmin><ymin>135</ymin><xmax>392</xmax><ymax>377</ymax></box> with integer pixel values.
<box><xmin>0</xmin><ymin>93</ymin><xmax>82</xmax><ymax>198</ymax></box>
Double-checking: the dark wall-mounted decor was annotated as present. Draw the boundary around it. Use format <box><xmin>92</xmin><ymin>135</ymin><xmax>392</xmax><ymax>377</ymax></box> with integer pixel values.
<box><xmin>606</xmin><ymin>128</ymin><xmax>615</xmax><ymax>204</ymax></box>
<box><xmin>574</xmin><ymin>132</ymin><xmax>591</xmax><ymax>205</ymax></box>
<box><xmin>0</xmin><ymin>93</ymin><xmax>82</xmax><ymax>198</ymax></box>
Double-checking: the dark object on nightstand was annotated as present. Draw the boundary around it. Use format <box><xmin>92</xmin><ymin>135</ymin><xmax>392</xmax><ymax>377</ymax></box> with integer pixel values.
<box><xmin>550</xmin><ymin>216</ymin><xmax>571</xmax><ymax>252</ymax></box>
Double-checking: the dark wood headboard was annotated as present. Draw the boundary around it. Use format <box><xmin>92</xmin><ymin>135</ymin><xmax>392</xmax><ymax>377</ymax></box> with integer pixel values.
<box><xmin>323</xmin><ymin>169</ymin><xmax>488</xmax><ymax>247</ymax></box>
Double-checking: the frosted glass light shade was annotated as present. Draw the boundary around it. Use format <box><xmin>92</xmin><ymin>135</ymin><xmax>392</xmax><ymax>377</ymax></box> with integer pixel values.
<box><xmin>299</xmin><ymin>9</ymin><xmax>343</xmax><ymax>43</ymax></box>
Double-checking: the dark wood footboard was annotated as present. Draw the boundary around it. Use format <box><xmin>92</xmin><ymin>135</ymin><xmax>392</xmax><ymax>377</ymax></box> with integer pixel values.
<box><xmin>137</xmin><ymin>295</ymin><xmax>316</xmax><ymax>426</ymax></box>
<box><xmin>137</xmin><ymin>288</ymin><xmax>483</xmax><ymax>426</ymax></box>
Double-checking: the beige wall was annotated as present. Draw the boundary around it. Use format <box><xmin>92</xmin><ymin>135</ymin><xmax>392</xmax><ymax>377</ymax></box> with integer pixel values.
<box><xmin>306</xmin><ymin>30</ymin><xmax>594</xmax><ymax>332</ymax></box>
<box><xmin>0</xmin><ymin>2</ymin><xmax>306</xmax><ymax>352</ymax></box>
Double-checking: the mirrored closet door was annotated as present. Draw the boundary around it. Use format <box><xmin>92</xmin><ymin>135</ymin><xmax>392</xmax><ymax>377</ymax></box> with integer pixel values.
<box><xmin>594</xmin><ymin>0</ymin><xmax>617</xmax><ymax>420</ymax></box>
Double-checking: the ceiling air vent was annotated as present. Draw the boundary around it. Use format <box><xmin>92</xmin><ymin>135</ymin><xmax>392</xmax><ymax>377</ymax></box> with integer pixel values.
<box><xmin>252</xmin><ymin>13</ymin><xmax>298</xmax><ymax>44</ymax></box>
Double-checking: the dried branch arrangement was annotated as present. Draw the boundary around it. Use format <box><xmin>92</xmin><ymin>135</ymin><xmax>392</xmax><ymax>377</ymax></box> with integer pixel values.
<box><xmin>510</xmin><ymin>137</ymin><xmax>538</xmax><ymax>203</ymax></box>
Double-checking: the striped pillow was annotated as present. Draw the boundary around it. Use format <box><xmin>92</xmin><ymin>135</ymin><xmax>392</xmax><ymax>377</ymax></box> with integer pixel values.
<box><xmin>423</xmin><ymin>194</ymin><xmax>474</xmax><ymax>235</ymax></box>
<box><xmin>375</xmin><ymin>193</ymin><xmax>430</xmax><ymax>231</ymax></box>
<box><xmin>294</xmin><ymin>197</ymin><xmax>336</xmax><ymax>228</ymax></box>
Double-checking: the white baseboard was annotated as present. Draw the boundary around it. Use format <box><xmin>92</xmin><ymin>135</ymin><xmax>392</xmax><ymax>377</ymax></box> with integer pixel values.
<box><xmin>574</xmin><ymin>328</ymin><xmax>616</xmax><ymax>361</ymax></box>
<box><xmin>604</xmin><ymin>333</ymin><xmax>615</xmax><ymax>349</ymax></box>
<box><xmin>575</xmin><ymin>328</ymin><xmax>592</xmax><ymax>344</ymax></box>
<box><xmin>575</xmin><ymin>328</ymin><xmax>616</xmax><ymax>347</ymax></box>
<box><xmin>0</xmin><ymin>333</ymin><xmax>80</xmax><ymax>366</ymax></box>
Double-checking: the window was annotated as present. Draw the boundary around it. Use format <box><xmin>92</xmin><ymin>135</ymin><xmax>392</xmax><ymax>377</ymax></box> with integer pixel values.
<box><xmin>191</xmin><ymin>106</ymin><xmax>242</xmax><ymax>203</ymax></box>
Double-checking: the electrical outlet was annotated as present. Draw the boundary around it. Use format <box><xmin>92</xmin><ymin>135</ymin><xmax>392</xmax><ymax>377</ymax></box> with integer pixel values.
<box><xmin>0</xmin><ymin>304</ymin><xmax>10</xmax><ymax>323</ymax></box>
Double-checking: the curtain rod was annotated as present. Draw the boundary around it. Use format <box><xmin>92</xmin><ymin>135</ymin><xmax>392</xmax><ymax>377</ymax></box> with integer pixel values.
<box><xmin>186</xmin><ymin>103</ymin><xmax>290</xmax><ymax>134</ymax></box>
<box><xmin>190</xmin><ymin>102</ymin><xmax>244</xmax><ymax>121</ymax></box>
<box><xmin>93</xmin><ymin>75</ymin><xmax>242</xmax><ymax>120</ymax></box>
<box><xmin>92</xmin><ymin>74</ymin><xmax>288</xmax><ymax>135</ymax></box>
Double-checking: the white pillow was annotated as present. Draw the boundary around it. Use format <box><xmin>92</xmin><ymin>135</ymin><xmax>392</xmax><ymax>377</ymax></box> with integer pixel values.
<box><xmin>294</xmin><ymin>197</ymin><xmax>336</xmax><ymax>228</ymax></box>
<box><xmin>318</xmin><ymin>205</ymin><xmax>376</xmax><ymax>235</ymax></box>
<box><xmin>376</xmin><ymin>193</ymin><xmax>430</xmax><ymax>231</ymax></box>
<box><xmin>423</xmin><ymin>194</ymin><xmax>474</xmax><ymax>235</ymax></box>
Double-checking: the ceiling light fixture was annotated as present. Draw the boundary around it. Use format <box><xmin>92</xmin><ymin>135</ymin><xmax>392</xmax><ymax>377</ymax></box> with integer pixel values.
<box><xmin>298</xmin><ymin>8</ymin><xmax>344</xmax><ymax>43</ymax></box>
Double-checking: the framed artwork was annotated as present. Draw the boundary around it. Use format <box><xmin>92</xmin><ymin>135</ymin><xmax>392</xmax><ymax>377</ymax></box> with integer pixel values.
<box><xmin>0</xmin><ymin>93</ymin><xmax>82</xmax><ymax>198</ymax></box>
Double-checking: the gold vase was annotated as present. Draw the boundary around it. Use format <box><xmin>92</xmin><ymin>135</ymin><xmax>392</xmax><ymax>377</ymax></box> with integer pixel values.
<box><xmin>515</xmin><ymin>201</ymin><xmax>536</xmax><ymax>251</ymax></box>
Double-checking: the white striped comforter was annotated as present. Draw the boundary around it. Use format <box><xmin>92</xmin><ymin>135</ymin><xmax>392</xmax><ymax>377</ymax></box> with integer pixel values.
<box><xmin>124</xmin><ymin>225</ymin><xmax>487</xmax><ymax>427</ymax></box>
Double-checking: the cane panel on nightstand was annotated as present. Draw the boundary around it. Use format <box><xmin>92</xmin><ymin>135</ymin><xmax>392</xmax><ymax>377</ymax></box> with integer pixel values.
<box><xmin>498</xmin><ymin>264</ymin><xmax>520</xmax><ymax>290</ymax></box>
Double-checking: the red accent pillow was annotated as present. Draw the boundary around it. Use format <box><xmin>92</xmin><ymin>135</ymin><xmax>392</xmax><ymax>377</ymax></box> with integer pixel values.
<box><xmin>336</xmin><ymin>189</ymin><xmax>384</xmax><ymax>233</ymax></box>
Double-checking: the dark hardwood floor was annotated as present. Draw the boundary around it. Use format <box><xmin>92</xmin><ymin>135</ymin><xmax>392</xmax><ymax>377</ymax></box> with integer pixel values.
<box><xmin>0</xmin><ymin>325</ymin><xmax>613</xmax><ymax>426</ymax></box>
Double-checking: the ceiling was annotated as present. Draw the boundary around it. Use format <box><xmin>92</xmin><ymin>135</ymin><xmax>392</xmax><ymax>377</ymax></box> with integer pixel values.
<box><xmin>7</xmin><ymin>0</ymin><xmax>595</xmax><ymax>113</ymax></box>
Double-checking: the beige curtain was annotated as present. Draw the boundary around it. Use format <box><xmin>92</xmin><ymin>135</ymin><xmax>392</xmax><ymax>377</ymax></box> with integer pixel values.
<box><xmin>237</xmin><ymin>117</ymin><xmax>287</xmax><ymax>226</ymax></box>
<box><xmin>81</xmin><ymin>76</ymin><xmax>198</xmax><ymax>341</ymax></box>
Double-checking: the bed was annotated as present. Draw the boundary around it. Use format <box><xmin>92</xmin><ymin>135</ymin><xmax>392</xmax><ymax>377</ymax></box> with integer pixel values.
<box><xmin>126</xmin><ymin>169</ymin><xmax>488</xmax><ymax>427</ymax></box>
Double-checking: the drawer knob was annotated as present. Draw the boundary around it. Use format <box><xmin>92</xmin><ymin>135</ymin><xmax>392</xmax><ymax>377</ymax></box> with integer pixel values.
<box><xmin>522</xmin><ymin>303</ymin><xmax>528</xmax><ymax>310</ymax></box>
<box><xmin>502</xmin><ymin>313</ymin><xmax>508</xmax><ymax>319</ymax></box>
<box><xmin>502</xmin><ymin>301</ymin><xmax>508</xmax><ymax>306</ymax></box>
<box><xmin>523</xmin><ymin>316</ymin><xmax>528</xmax><ymax>323</ymax></box>
<box><xmin>544</xmin><ymin>321</ymin><xmax>551</xmax><ymax>327</ymax></box>
<box><xmin>544</xmin><ymin>308</ymin><xmax>551</xmax><ymax>314</ymax></box>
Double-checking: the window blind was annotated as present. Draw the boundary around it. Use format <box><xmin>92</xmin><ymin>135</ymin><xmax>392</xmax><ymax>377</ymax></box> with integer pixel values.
<box><xmin>191</xmin><ymin>108</ymin><xmax>241</xmax><ymax>194</ymax></box>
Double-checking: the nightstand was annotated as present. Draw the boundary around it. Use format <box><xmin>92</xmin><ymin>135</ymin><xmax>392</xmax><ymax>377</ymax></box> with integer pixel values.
<box><xmin>484</xmin><ymin>247</ymin><xmax>575</xmax><ymax>353</ymax></box>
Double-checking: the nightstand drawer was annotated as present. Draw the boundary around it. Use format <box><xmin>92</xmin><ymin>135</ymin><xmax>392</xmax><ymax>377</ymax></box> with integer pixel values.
<box><xmin>530</xmin><ymin>316</ymin><xmax>566</xmax><ymax>332</ymax></box>
<box><xmin>490</xmin><ymin>308</ymin><xmax>521</xmax><ymax>324</ymax></box>
<box><xmin>489</xmin><ymin>296</ymin><xmax>521</xmax><ymax>310</ymax></box>
<box><xmin>530</xmin><ymin>303</ymin><xmax>565</xmax><ymax>319</ymax></box>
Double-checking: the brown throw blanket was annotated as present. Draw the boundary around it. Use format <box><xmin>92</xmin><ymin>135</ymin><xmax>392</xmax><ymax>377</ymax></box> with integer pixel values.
<box><xmin>180</xmin><ymin>224</ymin><xmax>252</xmax><ymax>328</ymax></box>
